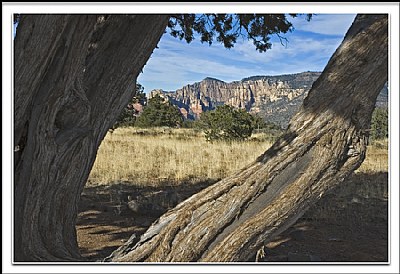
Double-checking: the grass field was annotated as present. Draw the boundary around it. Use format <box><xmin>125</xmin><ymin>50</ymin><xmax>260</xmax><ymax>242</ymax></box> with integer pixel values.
<box><xmin>86</xmin><ymin>127</ymin><xmax>388</xmax><ymax>188</ymax></box>
<box><xmin>357</xmin><ymin>138</ymin><xmax>388</xmax><ymax>173</ymax></box>
<box><xmin>80</xmin><ymin>127</ymin><xmax>388</xmax><ymax>261</ymax></box>
<box><xmin>87</xmin><ymin>127</ymin><xmax>272</xmax><ymax>187</ymax></box>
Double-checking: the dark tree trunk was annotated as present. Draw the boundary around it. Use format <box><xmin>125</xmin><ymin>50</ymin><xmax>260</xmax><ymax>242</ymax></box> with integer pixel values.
<box><xmin>106</xmin><ymin>14</ymin><xmax>388</xmax><ymax>262</ymax></box>
<box><xmin>14</xmin><ymin>14</ymin><xmax>169</xmax><ymax>261</ymax></box>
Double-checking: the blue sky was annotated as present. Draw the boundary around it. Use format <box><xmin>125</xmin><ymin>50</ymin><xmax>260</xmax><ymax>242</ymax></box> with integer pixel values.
<box><xmin>138</xmin><ymin>14</ymin><xmax>357</xmax><ymax>93</ymax></box>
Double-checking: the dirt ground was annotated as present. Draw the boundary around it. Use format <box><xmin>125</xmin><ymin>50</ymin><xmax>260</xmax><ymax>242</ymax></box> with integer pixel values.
<box><xmin>76</xmin><ymin>172</ymin><xmax>388</xmax><ymax>262</ymax></box>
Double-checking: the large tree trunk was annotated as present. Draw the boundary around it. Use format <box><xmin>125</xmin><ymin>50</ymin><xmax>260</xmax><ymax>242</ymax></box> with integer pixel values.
<box><xmin>14</xmin><ymin>14</ymin><xmax>169</xmax><ymax>261</ymax></box>
<box><xmin>106</xmin><ymin>14</ymin><xmax>388</xmax><ymax>262</ymax></box>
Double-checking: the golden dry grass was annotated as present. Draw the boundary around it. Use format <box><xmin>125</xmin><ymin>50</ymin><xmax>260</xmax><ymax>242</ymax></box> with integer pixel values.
<box><xmin>356</xmin><ymin>138</ymin><xmax>388</xmax><ymax>173</ymax></box>
<box><xmin>87</xmin><ymin>128</ymin><xmax>388</xmax><ymax>188</ymax></box>
<box><xmin>87</xmin><ymin>127</ymin><xmax>272</xmax><ymax>187</ymax></box>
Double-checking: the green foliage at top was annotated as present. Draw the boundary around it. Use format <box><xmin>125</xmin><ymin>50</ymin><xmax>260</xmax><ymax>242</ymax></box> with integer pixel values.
<box><xmin>167</xmin><ymin>14</ymin><xmax>312</xmax><ymax>52</ymax></box>
<box><xmin>113</xmin><ymin>83</ymin><xmax>146</xmax><ymax>128</ymax></box>
<box><xmin>370</xmin><ymin>107</ymin><xmax>388</xmax><ymax>140</ymax></box>
<box><xmin>135</xmin><ymin>94</ymin><xmax>184</xmax><ymax>128</ymax></box>
<box><xmin>198</xmin><ymin>105</ymin><xmax>258</xmax><ymax>142</ymax></box>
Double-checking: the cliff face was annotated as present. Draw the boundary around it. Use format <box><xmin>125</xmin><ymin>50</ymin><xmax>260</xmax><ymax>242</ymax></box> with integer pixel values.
<box><xmin>149</xmin><ymin>71</ymin><xmax>387</xmax><ymax>128</ymax></box>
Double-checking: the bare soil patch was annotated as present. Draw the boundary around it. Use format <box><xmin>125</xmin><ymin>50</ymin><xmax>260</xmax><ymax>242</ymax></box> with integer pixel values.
<box><xmin>77</xmin><ymin>172</ymin><xmax>388</xmax><ymax>262</ymax></box>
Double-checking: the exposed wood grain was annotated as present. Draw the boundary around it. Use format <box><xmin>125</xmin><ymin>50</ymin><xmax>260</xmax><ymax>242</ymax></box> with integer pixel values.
<box><xmin>14</xmin><ymin>14</ymin><xmax>387</xmax><ymax>262</ymax></box>
<box><xmin>14</xmin><ymin>15</ymin><xmax>169</xmax><ymax>261</ymax></box>
<box><xmin>106</xmin><ymin>14</ymin><xmax>388</xmax><ymax>262</ymax></box>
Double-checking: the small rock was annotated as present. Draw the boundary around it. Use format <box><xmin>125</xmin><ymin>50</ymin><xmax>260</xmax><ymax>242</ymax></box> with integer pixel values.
<box><xmin>127</xmin><ymin>199</ymin><xmax>140</xmax><ymax>213</ymax></box>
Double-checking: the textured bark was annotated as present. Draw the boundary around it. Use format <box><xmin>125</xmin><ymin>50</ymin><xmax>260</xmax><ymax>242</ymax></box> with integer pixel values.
<box><xmin>14</xmin><ymin>14</ymin><xmax>169</xmax><ymax>261</ymax></box>
<box><xmin>106</xmin><ymin>14</ymin><xmax>388</xmax><ymax>262</ymax></box>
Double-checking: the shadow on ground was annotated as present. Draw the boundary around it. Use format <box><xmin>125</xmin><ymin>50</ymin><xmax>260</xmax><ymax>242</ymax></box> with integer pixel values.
<box><xmin>77</xmin><ymin>172</ymin><xmax>388</xmax><ymax>262</ymax></box>
<box><xmin>77</xmin><ymin>179</ymin><xmax>215</xmax><ymax>261</ymax></box>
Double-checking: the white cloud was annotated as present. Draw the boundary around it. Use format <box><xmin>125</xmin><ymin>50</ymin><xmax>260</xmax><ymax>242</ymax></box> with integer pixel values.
<box><xmin>138</xmin><ymin>48</ymin><xmax>265</xmax><ymax>91</ymax></box>
<box><xmin>138</xmin><ymin>35</ymin><xmax>268</xmax><ymax>91</ymax></box>
<box><xmin>139</xmin><ymin>14</ymin><xmax>355</xmax><ymax>92</ymax></box>
<box><xmin>291</xmin><ymin>14</ymin><xmax>357</xmax><ymax>36</ymax></box>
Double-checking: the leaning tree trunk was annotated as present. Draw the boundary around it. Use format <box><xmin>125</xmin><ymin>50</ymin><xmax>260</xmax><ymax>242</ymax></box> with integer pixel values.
<box><xmin>14</xmin><ymin>14</ymin><xmax>169</xmax><ymax>261</ymax></box>
<box><xmin>106</xmin><ymin>14</ymin><xmax>388</xmax><ymax>262</ymax></box>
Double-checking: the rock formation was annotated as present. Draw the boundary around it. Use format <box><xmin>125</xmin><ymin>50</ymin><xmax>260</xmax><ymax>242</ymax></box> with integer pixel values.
<box><xmin>149</xmin><ymin>71</ymin><xmax>388</xmax><ymax>128</ymax></box>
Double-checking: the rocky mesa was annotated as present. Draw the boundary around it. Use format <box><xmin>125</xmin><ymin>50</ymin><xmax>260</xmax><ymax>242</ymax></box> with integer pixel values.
<box><xmin>149</xmin><ymin>71</ymin><xmax>388</xmax><ymax>128</ymax></box>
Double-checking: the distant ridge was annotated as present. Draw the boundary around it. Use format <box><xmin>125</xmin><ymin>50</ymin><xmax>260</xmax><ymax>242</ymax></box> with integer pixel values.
<box><xmin>203</xmin><ymin>77</ymin><xmax>223</xmax><ymax>82</ymax></box>
<box><xmin>241</xmin><ymin>71</ymin><xmax>321</xmax><ymax>82</ymax></box>
<box><xmin>149</xmin><ymin>72</ymin><xmax>388</xmax><ymax>128</ymax></box>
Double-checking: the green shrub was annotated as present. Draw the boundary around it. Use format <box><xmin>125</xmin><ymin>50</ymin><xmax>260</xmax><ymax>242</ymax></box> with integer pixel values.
<box><xmin>135</xmin><ymin>94</ymin><xmax>183</xmax><ymax>128</ymax></box>
<box><xmin>113</xmin><ymin>83</ymin><xmax>146</xmax><ymax>128</ymax></box>
<box><xmin>370</xmin><ymin>107</ymin><xmax>388</xmax><ymax>140</ymax></box>
<box><xmin>199</xmin><ymin>105</ymin><xmax>256</xmax><ymax>142</ymax></box>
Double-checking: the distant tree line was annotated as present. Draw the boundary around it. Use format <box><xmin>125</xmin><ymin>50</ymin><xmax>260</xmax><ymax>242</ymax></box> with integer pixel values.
<box><xmin>114</xmin><ymin>85</ymin><xmax>387</xmax><ymax>142</ymax></box>
<box><xmin>114</xmin><ymin>89</ymin><xmax>280</xmax><ymax>141</ymax></box>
